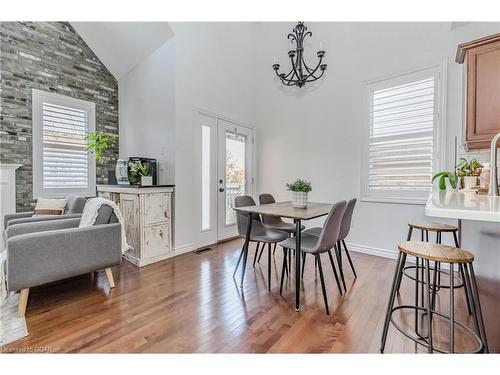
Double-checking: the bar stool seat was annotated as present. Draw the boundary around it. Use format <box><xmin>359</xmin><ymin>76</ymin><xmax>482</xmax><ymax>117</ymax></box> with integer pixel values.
<box><xmin>398</xmin><ymin>241</ymin><xmax>474</xmax><ymax>264</ymax></box>
<box><xmin>380</xmin><ymin>241</ymin><xmax>489</xmax><ymax>354</ymax></box>
<box><xmin>408</xmin><ymin>222</ymin><xmax>458</xmax><ymax>232</ymax></box>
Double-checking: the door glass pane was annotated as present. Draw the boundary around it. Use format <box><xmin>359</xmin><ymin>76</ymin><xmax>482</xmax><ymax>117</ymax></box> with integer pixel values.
<box><xmin>201</xmin><ymin>125</ymin><xmax>211</xmax><ymax>231</ymax></box>
<box><xmin>225</xmin><ymin>131</ymin><xmax>246</xmax><ymax>225</ymax></box>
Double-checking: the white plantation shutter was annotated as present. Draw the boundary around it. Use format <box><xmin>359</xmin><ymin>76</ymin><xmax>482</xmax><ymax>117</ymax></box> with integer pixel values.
<box><xmin>33</xmin><ymin>90</ymin><xmax>96</xmax><ymax>198</ymax></box>
<box><xmin>363</xmin><ymin>67</ymin><xmax>442</xmax><ymax>203</ymax></box>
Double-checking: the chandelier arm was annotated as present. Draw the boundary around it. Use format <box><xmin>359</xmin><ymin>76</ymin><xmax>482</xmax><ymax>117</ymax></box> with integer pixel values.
<box><xmin>289</xmin><ymin>54</ymin><xmax>302</xmax><ymax>81</ymax></box>
<box><xmin>302</xmin><ymin>56</ymin><xmax>323</xmax><ymax>81</ymax></box>
<box><xmin>279</xmin><ymin>70</ymin><xmax>300</xmax><ymax>84</ymax></box>
<box><xmin>274</xmin><ymin>68</ymin><xmax>294</xmax><ymax>80</ymax></box>
<box><xmin>304</xmin><ymin>68</ymin><xmax>325</xmax><ymax>83</ymax></box>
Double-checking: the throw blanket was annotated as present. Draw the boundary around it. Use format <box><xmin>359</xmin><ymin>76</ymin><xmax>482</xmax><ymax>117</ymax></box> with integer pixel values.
<box><xmin>79</xmin><ymin>197</ymin><xmax>130</xmax><ymax>253</ymax></box>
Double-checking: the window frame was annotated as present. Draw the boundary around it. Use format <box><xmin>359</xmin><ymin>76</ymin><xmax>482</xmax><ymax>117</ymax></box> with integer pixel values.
<box><xmin>361</xmin><ymin>64</ymin><xmax>446</xmax><ymax>205</ymax></box>
<box><xmin>32</xmin><ymin>89</ymin><xmax>96</xmax><ymax>199</ymax></box>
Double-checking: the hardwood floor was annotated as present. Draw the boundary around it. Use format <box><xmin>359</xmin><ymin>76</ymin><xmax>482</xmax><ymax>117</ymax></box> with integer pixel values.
<box><xmin>2</xmin><ymin>239</ymin><xmax>498</xmax><ymax>353</ymax></box>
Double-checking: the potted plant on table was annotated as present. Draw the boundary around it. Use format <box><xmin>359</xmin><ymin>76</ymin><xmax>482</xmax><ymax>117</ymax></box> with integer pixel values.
<box><xmin>286</xmin><ymin>179</ymin><xmax>312</xmax><ymax>208</ymax></box>
<box><xmin>456</xmin><ymin>157</ymin><xmax>483</xmax><ymax>190</ymax></box>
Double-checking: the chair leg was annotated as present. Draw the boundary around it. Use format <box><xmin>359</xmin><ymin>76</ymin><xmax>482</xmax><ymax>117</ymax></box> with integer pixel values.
<box><xmin>253</xmin><ymin>242</ymin><xmax>260</xmax><ymax>267</ymax></box>
<box><xmin>233</xmin><ymin>247</ymin><xmax>245</xmax><ymax>278</ymax></box>
<box><xmin>301</xmin><ymin>252</ymin><xmax>307</xmax><ymax>277</ymax></box>
<box><xmin>335</xmin><ymin>243</ymin><xmax>347</xmax><ymax>292</ymax></box>
<box><xmin>257</xmin><ymin>246</ymin><xmax>264</xmax><ymax>263</ymax></box>
<box><xmin>327</xmin><ymin>249</ymin><xmax>343</xmax><ymax>295</ymax></box>
<box><xmin>268</xmin><ymin>243</ymin><xmax>272</xmax><ymax>291</ymax></box>
<box><xmin>316</xmin><ymin>255</ymin><xmax>329</xmax><ymax>315</ymax></box>
<box><xmin>273</xmin><ymin>243</ymin><xmax>276</xmax><ymax>256</ymax></box>
<box><xmin>280</xmin><ymin>248</ymin><xmax>288</xmax><ymax>295</ymax></box>
<box><xmin>342</xmin><ymin>240</ymin><xmax>356</xmax><ymax>278</ymax></box>
<box><xmin>17</xmin><ymin>288</ymin><xmax>30</xmax><ymax>317</ymax></box>
<box><xmin>105</xmin><ymin>267</ymin><xmax>115</xmax><ymax>288</ymax></box>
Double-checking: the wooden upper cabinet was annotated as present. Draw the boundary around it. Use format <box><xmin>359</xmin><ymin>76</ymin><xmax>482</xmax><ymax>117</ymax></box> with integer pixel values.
<box><xmin>456</xmin><ymin>33</ymin><xmax>500</xmax><ymax>150</ymax></box>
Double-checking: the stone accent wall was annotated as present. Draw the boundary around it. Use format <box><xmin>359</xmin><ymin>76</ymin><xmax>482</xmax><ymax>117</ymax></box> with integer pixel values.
<box><xmin>0</xmin><ymin>22</ymin><xmax>118</xmax><ymax>211</ymax></box>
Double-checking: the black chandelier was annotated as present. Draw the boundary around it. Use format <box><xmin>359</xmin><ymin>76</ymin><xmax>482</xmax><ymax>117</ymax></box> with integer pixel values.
<box><xmin>272</xmin><ymin>22</ymin><xmax>327</xmax><ymax>88</ymax></box>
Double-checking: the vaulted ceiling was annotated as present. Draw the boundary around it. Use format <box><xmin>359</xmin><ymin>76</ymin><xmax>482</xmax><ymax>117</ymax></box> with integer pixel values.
<box><xmin>71</xmin><ymin>22</ymin><xmax>174</xmax><ymax>80</ymax></box>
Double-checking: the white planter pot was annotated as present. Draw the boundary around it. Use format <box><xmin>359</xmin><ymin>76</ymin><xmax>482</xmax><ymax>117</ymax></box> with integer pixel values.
<box><xmin>141</xmin><ymin>176</ymin><xmax>153</xmax><ymax>186</ymax></box>
<box><xmin>291</xmin><ymin>191</ymin><xmax>308</xmax><ymax>208</ymax></box>
<box><xmin>463</xmin><ymin>176</ymin><xmax>477</xmax><ymax>190</ymax></box>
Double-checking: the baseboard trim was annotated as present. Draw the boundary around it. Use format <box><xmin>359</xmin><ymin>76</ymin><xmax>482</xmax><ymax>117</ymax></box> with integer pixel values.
<box><xmin>174</xmin><ymin>243</ymin><xmax>196</xmax><ymax>255</ymax></box>
<box><xmin>345</xmin><ymin>242</ymin><xmax>397</xmax><ymax>260</ymax></box>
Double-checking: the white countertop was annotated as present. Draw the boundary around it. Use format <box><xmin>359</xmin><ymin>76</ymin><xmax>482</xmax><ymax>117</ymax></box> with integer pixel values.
<box><xmin>425</xmin><ymin>190</ymin><xmax>500</xmax><ymax>222</ymax></box>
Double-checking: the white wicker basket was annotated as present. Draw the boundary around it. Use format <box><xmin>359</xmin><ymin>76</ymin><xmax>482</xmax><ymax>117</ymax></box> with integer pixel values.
<box><xmin>292</xmin><ymin>191</ymin><xmax>308</xmax><ymax>208</ymax></box>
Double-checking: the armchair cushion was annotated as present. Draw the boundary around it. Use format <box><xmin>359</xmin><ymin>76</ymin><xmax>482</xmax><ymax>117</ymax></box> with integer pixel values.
<box><xmin>5</xmin><ymin>217</ymin><xmax>81</xmax><ymax>240</ymax></box>
<box><xmin>7</xmin><ymin>223</ymin><xmax>122</xmax><ymax>291</ymax></box>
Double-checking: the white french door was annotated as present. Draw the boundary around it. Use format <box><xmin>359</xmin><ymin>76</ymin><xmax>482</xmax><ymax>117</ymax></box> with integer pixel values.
<box><xmin>195</xmin><ymin>112</ymin><xmax>254</xmax><ymax>247</ymax></box>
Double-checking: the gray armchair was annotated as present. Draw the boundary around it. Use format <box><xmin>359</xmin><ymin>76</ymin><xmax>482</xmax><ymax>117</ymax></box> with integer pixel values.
<box><xmin>3</xmin><ymin>194</ymin><xmax>87</xmax><ymax>230</ymax></box>
<box><xmin>5</xmin><ymin>204</ymin><xmax>121</xmax><ymax>317</ymax></box>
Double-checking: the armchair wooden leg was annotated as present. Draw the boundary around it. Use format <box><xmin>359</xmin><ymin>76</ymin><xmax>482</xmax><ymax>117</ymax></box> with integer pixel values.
<box><xmin>18</xmin><ymin>288</ymin><xmax>30</xmax><ymax>317</ymax></box>
<box><xmin>105</xmin><ymin>268</ymin><xmax>115</xmax><ymax>288</ymax></box>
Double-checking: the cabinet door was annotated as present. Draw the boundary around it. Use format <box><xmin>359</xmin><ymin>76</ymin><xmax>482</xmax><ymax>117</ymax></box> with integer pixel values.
<box><xmin>465</xmin><ymin>40</ymin><xmax>500</xmax><ymax>150</ymax></box>
<box><xmin>119</xmin><ymin>194</ymin><xmax>141</xmax><ymax>258</ymax></box>
<box><xmin>144</xmin><ymin>193</ymin><xmax>170</xmax><ymax>225</ymax></box>
<box><xmin>143</xmin><ymin>224</ymin><xmax>172</xmax><ymax>259</ymax></box>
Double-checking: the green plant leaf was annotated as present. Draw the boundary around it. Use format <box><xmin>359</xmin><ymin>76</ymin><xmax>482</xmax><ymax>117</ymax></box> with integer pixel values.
<box><xmin>439</xmin><ymin>175</ymin><xmax>446</xmax><ymax>190</ymax></box>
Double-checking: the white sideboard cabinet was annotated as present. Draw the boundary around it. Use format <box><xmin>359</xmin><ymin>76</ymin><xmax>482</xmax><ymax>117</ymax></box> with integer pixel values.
<box><xmin>97</xmin><ymin>185</ymin><xmax>174</xmax><ymax>267</ymax></box>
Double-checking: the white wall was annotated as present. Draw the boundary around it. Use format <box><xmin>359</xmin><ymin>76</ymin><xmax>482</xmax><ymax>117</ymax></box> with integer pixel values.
<box><xmin>253</xmin><ymin>22</ymin><xmax>500</xmax><ymax>257</ymax></box>
<box><xmin>170</xmin><ymin>23</ymin><xmax>258</xmax><ymax>251</ymax></box>
<box><xmin>119</xmin><ymin>38</ymin><xmax>176</xmax><ymax>184</ymax></box>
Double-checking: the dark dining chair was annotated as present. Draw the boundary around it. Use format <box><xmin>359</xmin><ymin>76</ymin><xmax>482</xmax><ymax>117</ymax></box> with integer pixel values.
<box><xmin>256</xmin><ymin>194</ymin><xmax>305</xmax><ymax>267</ymax></box>
<box><xmin>279</xmin><ymin>200</ymin><xmax>347</xmax><ymax>314</ymax></box>
<box><xmin>303</xmin><ymin>198</ymin><xmax>357</xmax><ymax>291</ymax></box>
<box><xmin>233</xmin><ymin>195</ymin><xmax>288</xmax><ymax>290</ymax></box>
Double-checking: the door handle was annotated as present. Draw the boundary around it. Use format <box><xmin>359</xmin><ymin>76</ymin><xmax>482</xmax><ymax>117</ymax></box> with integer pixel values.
<box><xmin>219</xmin><ymin>188</ymin><xmax>225</xmax><ymax>192</ymax></box>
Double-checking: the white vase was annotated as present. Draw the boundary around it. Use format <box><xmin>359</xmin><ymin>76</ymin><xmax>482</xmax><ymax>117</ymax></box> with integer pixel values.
<box><xmin>292</xmin><ymin>191</ymin><xmax>308</xmax><ymax>208</ymax></box>
<box><xmin>463</xmin><ymin>176</ymin><xmax>477</xmax><ymax>190</ymax></box>
<box><xmin>141</xmin><ymin>176</ymin><xmax>153</xmax><ymax>186</ymax></box>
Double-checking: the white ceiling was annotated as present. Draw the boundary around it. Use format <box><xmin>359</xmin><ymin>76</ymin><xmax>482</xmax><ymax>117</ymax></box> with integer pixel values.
<box><xmin>71</xmin><ymin>22</ymin><xmax>174</xmax><ymax>80</ymax></box>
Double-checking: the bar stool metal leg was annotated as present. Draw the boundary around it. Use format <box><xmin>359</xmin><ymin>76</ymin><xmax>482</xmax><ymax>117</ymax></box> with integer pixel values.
<box><xmin>424</xmin><ymin>259</ymin><xmax>433</xmax><ymax>353</ymax></box>
<box><xmin>450</xmin><ymin>262</ymin><xmax>455</xmax><ymax>353</ymax></box>
<box><xmin>468</xmin><ymin>263</ymin><xmax>489</xmax><ymax>353</ymax></box>
<box><xmin>380</xmin><ymin>252</ymin><xmax>406</xmax><ymax>353</ymax></box>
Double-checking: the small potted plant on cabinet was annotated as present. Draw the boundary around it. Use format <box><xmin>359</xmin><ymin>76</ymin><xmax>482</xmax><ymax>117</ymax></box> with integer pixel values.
<box><xmin>129</xmin><ymin>161</ymin><xmax>153</xmax><ymax>186</ymax></box>
<box><xmin>456</xmin><ymin>157</ymin><xmax>483</xmax><ymax>190</ymax></box>
<box><xmin>287</xmin><ymin>179</ymin><xmax>312</xmax><ymax>208</ymax></box>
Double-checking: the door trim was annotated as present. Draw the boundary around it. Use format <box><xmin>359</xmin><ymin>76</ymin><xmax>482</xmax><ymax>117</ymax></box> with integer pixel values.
<box><xmin>193</xmin><ymin>108</ymin><xmax>256</xmax><ymax>249</ymax></box>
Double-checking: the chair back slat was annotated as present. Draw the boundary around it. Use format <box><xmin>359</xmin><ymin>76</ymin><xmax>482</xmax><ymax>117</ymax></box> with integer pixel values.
<box><xmin>258</xmin><ymin>193</ymin><xmax>283</xmax><ymax>226</ymax></box>
<box><xmin>314</xmin><ymin>200</ymin><xmax>347</xmax><ymax>252</ymax></box>
<box><xmin>234</xmin><ymin>195</ymin><xmax>263</xmax><ymax>237</ymax></box>
<box><xmin>338</xmin><ymin>198</ymin><xmax>357</xmax><ymax>241</ymax></box>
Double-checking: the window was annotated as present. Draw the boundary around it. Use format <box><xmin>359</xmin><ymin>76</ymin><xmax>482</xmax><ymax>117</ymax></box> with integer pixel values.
<box><xmin>362</xmin><ymin>66</ymin><xmax>443</xmax><ymax>204</ymax></box>
<box><xmin>32</xmin><ymin>89</ymin><xmax>96</xmax><ymax>198</ymax></box>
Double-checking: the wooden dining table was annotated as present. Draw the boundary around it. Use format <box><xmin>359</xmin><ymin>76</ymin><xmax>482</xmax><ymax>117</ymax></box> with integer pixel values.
<box><xmin>233</xmin><ymin>201</ymin><xmax>334</xmax><ymax>311</ymax></box>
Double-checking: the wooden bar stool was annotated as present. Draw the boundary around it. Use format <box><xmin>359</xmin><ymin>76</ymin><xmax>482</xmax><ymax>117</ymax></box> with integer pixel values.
<box><xmin>380</xmin><ymin>241</ymin><xmax>489</xmax><ymax>354</ymax></box>
<box><xmin>398</xmin><ymin>221</ymin><xmax>472</xmax><ymax>315</ymax></box>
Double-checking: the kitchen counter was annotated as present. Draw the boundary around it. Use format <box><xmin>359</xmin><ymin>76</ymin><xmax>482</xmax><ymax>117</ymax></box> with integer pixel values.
<box><xmin>425</xmin><ymin>189</ymin><xmax>500</xmax><ymax>223</ymax></box>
